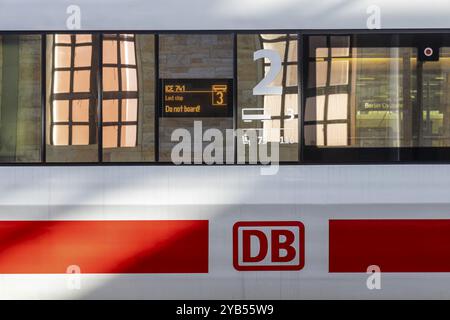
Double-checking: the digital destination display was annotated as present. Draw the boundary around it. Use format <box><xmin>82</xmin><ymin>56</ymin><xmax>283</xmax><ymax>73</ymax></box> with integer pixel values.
<box><xmin>161</xmin><ymin>79</ymin><xmax>233</xmax><ymax>118</ymax></box>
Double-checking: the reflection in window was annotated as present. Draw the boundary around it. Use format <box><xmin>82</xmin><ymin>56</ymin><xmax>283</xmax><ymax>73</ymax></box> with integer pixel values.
<box><xmin>261</xmin><ymin>35</ymin><xmax>298</xmax><ymax>145</ymax></box>
<box><xmin>50</xmin><ymin>34</ymin><xmax>97</xmax><ymax>146</ymax></box>
<box><xmin>305</xmin><ymin>35</ymin><xmax>422</xmax><ymax>148</ymax></box>
<box><xmin>421</xmin><ymin>47</ymin><xmax>450</xmax><ymax>146</ymax></box>
<box><xmin>102</xmin><ymin>34</ymin><xmax>138</xmax><ymax>148</ymax></box>
<box><xmin>305</xmin><ymin>36</ymin><xmax>351</xmax><ymax>147</ymax></box>
<box><xmin>48</xmin><ymin>33</ymin><xmax>150</xmax><ymax>163</ymax></box>
<box><xmin>0</xmin><ymin>35</ymin><xmax>41</xmax><ymax>162</ymax></box>
<box><xmin>158</xmin><ymin>34</ymin><xmax>234</xmax><ymax>163</ymax></box>
<box><xmin>237</xmin><ymin>34</ymin><xmax>299</xmax><ymax>162</ymax></box>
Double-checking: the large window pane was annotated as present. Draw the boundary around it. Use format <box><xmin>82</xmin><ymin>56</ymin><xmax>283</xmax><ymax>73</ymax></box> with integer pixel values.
<box><xmin>305</xmin><ymin>36</ymin><xmax>450</xmax><ymax>148</ymax></box>
<box><xmin>46</xmin><ymin>34</ymin><xmax>99</xmax><ymax>162</ymax></box>
<box><xmin>421</xmin><ymin>47</ymin><xmax>450</xmax><ymax>146</ymax></box>
<box><xmin>237</xmin><ymin>34</ymin><xmax>299</xmax><ymax>162</ymax></box>
<box><xmin>159</xmin><ymin>34</ymin><xmax>234</xmax><ymax>163</ymax></box>
<box><xmin>305</xmin><ymin>36</ymin><xmax>417</xmax><ymax>148</ymax></box>
<box><xmin>0</xmin><ymin>35</ymin><xmax>41</xmax><ymax>162</ymax></box>
<box><xmin>102</xmin><ymin>34</ymin><xmax>155</xmax><ymax>162</ymax></box>
<box><xmin>304</xmin><ymin>34</ymin><xmax>450</xmax><ymax>162</ymax></box>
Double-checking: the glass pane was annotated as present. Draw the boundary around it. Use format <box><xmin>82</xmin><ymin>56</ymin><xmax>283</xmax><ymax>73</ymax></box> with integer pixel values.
<box><xmin>237</xmin><ymin>33</ymin><xmax>299</xmax><ymax>162</ymax></box>
<box><xmin>52</xmin><ymin>125</ymin><xmax>69</xmax><ymax>146</ymax></box>
<box><xmin>286</xmin><ymin>65</ymin><xmax>298</xmax><ymax>86</ymax></box>
<box><xmin>103</xmin><ymin>99</ymin><xmax>119</xmax><ymax>122</ymax></box>
<box><xmin>55</xmin><ymin>34</ymin><xmax>71</xmax><ymax>44</ymax></box>
<box><xmin>120</xmin><ymin>125</ymin><xmax>137</xmax><ymax>147</ymax></box>
<box><xmin>158</xmin><ymin>34</ymin><xmax>234</xmax><ymax>163</ymax></box>
<box><xmin>312</xmin><ymin>61</ymin><xmax>327</xmax><ymax>88</ymax></box>
<box><xmin>120</xmin><ymin>41</ymin><xmax>136</xmax><ymax>65</ymax></box>
<box><xmin>103</xmin><ymin>126</ymin><xmax>118</xmax><ymax>148</ymax></box>
<box><xmin>46</xmin><ymin>34</ymin><xmax>98</xmax><ymax>162</ymax></box>
<box><xmin>420</xmin><ymin>47</ymin><xmax>450</xmax><ymax>146</ymax></box>
<box><xmin>330</xmin><ymin>60</ymin><xmax>349</xmax><ymax>86</ymax></box>
<box><xmin>76</xmin><ymin>35</ymin><xmax>92</xmax><ymax>44</ymax></box>
<box><xmin>103</xmin><ymin>67</ymin><xmax>118</xmax><ymax>91</ymax></box>
<box><xmin>53</xmin><ymin>100</ymin><xmax>69</xmax><ymax>122</ymax></box>
<box><xmin>121</xmin><ymin>67</ymin><xmax>137</xmax><ymax>91</ymax></box>
<box><xmin>72</xmin><ymin>99</ymin><xmax>90</xmax><ymax>122</ymax></box>
<box><xmin>0</xmin><ymin>35</ymin><xmax>42</xmax><ymax>162</ymax></box>
<box><xmin>73</xmin><ymin>70</ymin><xmax>91</xmax><ymax>92</ymax></box>
<box><xmin>54</xmin><ymin>46</ymin><xmax>71</xmax><ymax>68</ymax></box>
<box><xmin>53</xmin><ymin>71</ymin><xmax>70</xmax><ymax>93</ymax></box>
<box><xmin>102</xmin><ymin>34</ymin><xmax>155</xmax><ymax>162</ymax></box>
<box><xmin>327</xmin><ymin>123</ymin><xmax>348</xmax><ymax>146</ymax></box>
<box><xmin>327</xmin><ymin>94</ymin><xmax>348</xmax><ymax>120</ymax></box>
<box><xmin>72</xmin><ymin>125</ymin><xmax>89</xmax><ymax>145</ymax></box>
<box><xmin>74</xmin><ymin>45</ymin><xmax>92</xmax><ymax>68</ymax></box>
<box><xmin>305</xmin><ymin>35</ymin><xmax>419</xmax><ymax>148</ymax></box>
<box><xmin>121</xmin><ymin>99</ymin><xmax>138</xmax><ymax>121</ymax></box>
<box><xmin>305</xmin><ymin>96</ymin><xmax>325</xmax><ymax>121</ymax></box>
<box><xmin>103</xmin><ymin>40</ymin><xmax>117</xmax><ymax>64</ymax></box>
<box><xmin>305</xmin><ymin>124</ymin><xmax>324</xmax><ymax>146</ymax></box>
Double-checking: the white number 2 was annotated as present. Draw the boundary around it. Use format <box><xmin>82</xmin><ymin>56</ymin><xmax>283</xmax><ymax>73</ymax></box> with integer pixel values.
<box><xmin>253</xmin><ymin>49</ymin><xmax>282</xmax><ymax>96</ymax></box>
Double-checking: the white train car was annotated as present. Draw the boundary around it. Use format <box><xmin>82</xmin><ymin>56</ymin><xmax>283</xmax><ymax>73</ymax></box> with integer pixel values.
<box><xmin>0</xmin><ymin>0</ymin><xmax>450</xmax><ymax>300</ymax></box>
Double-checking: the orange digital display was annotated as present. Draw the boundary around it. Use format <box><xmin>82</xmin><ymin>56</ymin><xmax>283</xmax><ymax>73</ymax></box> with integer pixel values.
<box><xmin>161</xmin><ymin>79</ymin><xmax>233</xmax><ymax>117</ymax></box>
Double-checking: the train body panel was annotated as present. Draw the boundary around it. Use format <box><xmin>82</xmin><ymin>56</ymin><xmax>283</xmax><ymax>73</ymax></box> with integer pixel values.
<box><xmin>0</xmin><ymin>0</ymin><xmax>449</xmax><ymax>31</ymax></box>
<box><xmin>1</xmin><ymin>0</ymin><xmax>450</xmax><ymax>300</ymax></box>
<box><xmin>0</xmin><ymin>165</ymin><xmax>448</xmax><ymax>299</ymax></box>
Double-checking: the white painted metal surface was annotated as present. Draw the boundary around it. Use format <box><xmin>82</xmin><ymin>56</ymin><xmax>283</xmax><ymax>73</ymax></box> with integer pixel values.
<box><xmin>0</xmin><ymin>0</ymin><xmax>449</xmax><ymax>31</ymax></box>
<box><xmin>0</xmin><ymin>165</ymin><xmax>448</xmax><ymax>299</ymax></box>
<box><xmin>1</xmin><ymin>0</ymin><xmax>450</xmax><ymax>300</ymax></box>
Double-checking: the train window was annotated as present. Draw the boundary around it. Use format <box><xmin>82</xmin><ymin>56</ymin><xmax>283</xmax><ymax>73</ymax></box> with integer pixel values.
<box><xmin>303</xmin><ymin>34</ymin><xmax>450</xmax><ymax>162</ymax></box>
<box><xmin>102</xmin><ymin>34</ymin><xmax>155</xmax><ymax>162</ymax></box>
<box><xmin>46</xmin><ymin>34</ymin><xmax>99</xmax><ymax>162</ymax></box>
<box><xmin>0</xmin><ymin>35</ymin><xmax>42</xmax><ymax>162</ymax></box>
<box><xmin>8</xmin><ymin>31</ymin><xmax>450</xmax><ymax>165</ymax></box>
<box><xmin>158</xmin><ymin>34</ymin><xmax>234</xmax><ymax>163</ymax></box>
<box><xmin>237</xmin><ymin>34</ymin><xmax>299</xmax><ymax>163</ymax></box>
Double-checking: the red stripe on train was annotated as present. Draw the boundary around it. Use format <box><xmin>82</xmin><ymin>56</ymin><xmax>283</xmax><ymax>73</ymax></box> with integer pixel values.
<box><xmin>329</xmin><ymin>219</ymin><xmax>450</xmax><ymax>272</ymax></box>
<box><xmin>0</xmin><ymin>220</ymin><xmax>208</xmax><ymax>273</ymax></box>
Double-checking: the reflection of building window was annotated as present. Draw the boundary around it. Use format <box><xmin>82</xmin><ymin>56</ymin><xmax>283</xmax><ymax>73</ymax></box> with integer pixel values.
<box><xmin>304</xmin><ymin>36</ymin><xmax>351</xmax><ymax>146</ymax></box>
<box><xmin>50</xmin><ymin>34</ymin><xmax>97</xmax><ymax>146</ymax></box>
<box><xmin>102</xmin><ymin>34</ymin><xmax>138</xmax><ymax>148</ymax></box>
<box><xmin>50</xmin><ymin>34</ymin><xmax>138</xmax><ymax>148</ymax></box>
<box><xmin>260</xmin><ymin>34</ymin><xmax>299</xmax><ymax>143</ymax></box>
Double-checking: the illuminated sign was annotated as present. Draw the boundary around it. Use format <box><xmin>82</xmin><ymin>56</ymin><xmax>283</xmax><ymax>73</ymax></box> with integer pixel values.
<box><xmin>161</xmin><ymin>79</ymin><xmax>233</xmax><ymax>118</ymax></box>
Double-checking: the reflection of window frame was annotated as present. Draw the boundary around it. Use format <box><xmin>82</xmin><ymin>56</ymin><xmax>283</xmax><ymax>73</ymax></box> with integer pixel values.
<box><xmin>50</xmin><ymin>34</ymin><xmax>98</xmax><ymax>146</ymax></box>
<box><xmin>102</xmin><ymin>34</ymin><xmax>139</xmax><ymax>148</ymax></box>
<box><xmin>260</xmin><ymin>34</ymin><xmax>299</xmax><ymax>143</ymax></box>
<box><xmin>304</xmin><ymin>35</ymin><xmax>352</xmax><ymax>147</ymax></box>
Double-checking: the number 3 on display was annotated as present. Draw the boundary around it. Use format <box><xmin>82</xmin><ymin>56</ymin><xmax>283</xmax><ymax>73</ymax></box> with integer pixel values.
<box><xmin>253</xmin><ymin>49</ymin><xmax>282</xmax><ymax>96</ymax></box>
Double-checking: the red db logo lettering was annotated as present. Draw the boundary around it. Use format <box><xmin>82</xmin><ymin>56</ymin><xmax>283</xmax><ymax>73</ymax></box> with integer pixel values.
<box><xmin>233</xmin><ymin>221</ymin><xmax>305</xmax><ymax>271</ymax></box>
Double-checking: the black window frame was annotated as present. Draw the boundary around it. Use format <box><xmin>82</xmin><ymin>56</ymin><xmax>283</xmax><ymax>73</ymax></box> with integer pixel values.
<box><xmin>302</xmin><ymin>32</ymin><xmax>450</xmax><ymax>163</ymax></box>
<box><xmin>1</xmin><ymin>30</ymin><xmax>450</xmax><ymax>165</ymax></box>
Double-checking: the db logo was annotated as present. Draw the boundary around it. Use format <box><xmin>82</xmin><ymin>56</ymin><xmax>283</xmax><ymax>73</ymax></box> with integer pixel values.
<box><xmin>233</xmin><ymin>221</ymin><xmax>305</xmax><ymax>271</ymax></box>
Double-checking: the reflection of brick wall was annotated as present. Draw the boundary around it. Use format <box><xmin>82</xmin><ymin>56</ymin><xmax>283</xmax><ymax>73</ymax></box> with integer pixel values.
<box><xmin>159</xmin><ymin>35</ymin><xmax>233</xmax><ymax>79</ymax></box>
<box><xmin>16</xmin><ymin>36</ymin><xmax>42</xmax><ymax>162</ymax></box>
<box><xmin>237</xmin><ymin>35</ymin><xmax>263</xmax><ymax>130</ymax></box>
<box><xmin>104</xmin><ymin>35</ymin><xmax>155</xmax><ymax>162</ymax></box>
<box><xmin>159</xmin><ymin>35</ymin><xmax>234</xmax><ymax>162</ymax></box>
